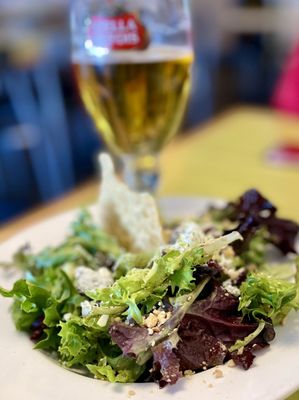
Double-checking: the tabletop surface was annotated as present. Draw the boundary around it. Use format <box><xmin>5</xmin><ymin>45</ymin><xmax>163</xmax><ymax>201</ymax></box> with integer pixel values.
<box><xmin>1</xmin><ymin>106</ymin><xmax>299</xmax><ymax>241</ymax></box>
<box><xmin>0</xmin><ymin>106</ymin><xmax>299</xmax><ymax>399</ymax></box>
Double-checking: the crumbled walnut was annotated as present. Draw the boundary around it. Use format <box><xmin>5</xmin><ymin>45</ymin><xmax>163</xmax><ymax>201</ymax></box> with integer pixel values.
<box><xmin>157</xmin><ymin>310</ymin><xmax>167</xmax><ymax>324</ymax></box>
<box><xmin>227</xmin><ymin>359</ymin><xmax>236</xmax><ymax>368</ymax></box>
<box><xmin>144</xmin><ymin>313</ymin><xmax>158</xmax><ymax>328</ymax></box>
<box><xmin>213</xmin><ymin>368</ymin><xmax>224</xmax><ymax>378</ymax></box>
<box><xmin>144</xmin><ymin>309</ymin><xmax>172</xmax><ymax>329</ymax></box>
<box><xmin>184</xmin><ymin>370</ymin><xmax>195</xmax><ymax>378</ymax></box>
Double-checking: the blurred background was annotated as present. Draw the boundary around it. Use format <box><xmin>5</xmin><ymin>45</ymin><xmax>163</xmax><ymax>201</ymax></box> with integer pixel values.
<box><xmin>1</xmin><ymin>0</ymin><xmax>299</xmax><ymax>224</ymax></box>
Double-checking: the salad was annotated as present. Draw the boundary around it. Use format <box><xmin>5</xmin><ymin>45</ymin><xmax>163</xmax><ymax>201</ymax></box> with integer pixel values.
<box><xmin>1</xmin><ymin>156</ymin><xmax>299</xmax><ymax>388</ymax></box>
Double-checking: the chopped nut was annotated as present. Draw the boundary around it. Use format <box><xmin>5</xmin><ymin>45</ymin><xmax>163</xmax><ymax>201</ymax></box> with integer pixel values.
<box><xmin>128</xmin><ymin>389</ymin><xmax>136</xmax><ymax>397</ymax></box>
<box><xmin>147</xmin><ymin>328</ymin><xmax>154</xmax><ymax>335</ymax></box>
<box><xmin>152</xmin><ymin>326</ymin><xmax>161</xmax><ymax>333</ymax></box>
<box><xmin>208</xmin><ymin>383</ymin><xmax>214</xmax><ymax>388</ymax></box>
<box><xmin>227</xmin><ymin>359</ymin><xmax>236</xmax><ymax>368</ymax></box>
<box><xmin>213</xmin><ymin>368</ymin><xmax>224</xmax><ymax>379</ymax></box>
<box><xmin>184</xmin><ymin>370</ymin><xmax>194</xmax><ymax>378</ymax></box>
<box><xmin>144</xmin><ymin>313</ymin><xmax>158</xmax><ymax>328</ymax></box>
<box><xmin>157</xmin><ymin>312</ymin><xmax>167</xmax><ymax>325</ymax></box>
<box><xmin>157</xmin><ymin>310</ymin><xmax>166</xmax><ymax>319</ymax></box>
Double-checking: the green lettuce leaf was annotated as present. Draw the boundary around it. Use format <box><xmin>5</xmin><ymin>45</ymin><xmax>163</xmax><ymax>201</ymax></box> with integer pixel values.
<box><xmin>87</xmin><ymin>355</ymin><xmax>145</xmax><ymax>383</ymax></box>
<box><xmin>57</xmin><ymin>316</ymin><xmax>143</xmax><ymax>382</ymax></box>
<box><xmin>87</xmin><ymin>232</ymin><xmax>242</xmax><ymax>324</ymax></box>
<box><xmin>0</xmin><ymin>266</ymin><xmax>84</xmax><ymax>345</ymax></box>
<box><xmin>11</xmin><ymin>300</ymin><xmax>41</xmax><ymax>331</ymax></box>
<box><xmin>113</xmin><ymin>252</ymin><xmax>154</xmax><ymax>280</ymax></box>
<box><xmin>58</xmin><ymin>318</ymin><xmax>102</xmax><ymax>367</ymax></box>
<box><xmin>35</xmin><ymin>327</ymin><xmax>61</xmax><ymax>350</ymax></box>
<box><xmin>11</xmin><ymin>210</ymin><xmax>123</xmax><ymax>274</ymax></box>
<box><xmin>239</xmin><ymin>228</ymin><xmax>269</xmax><ymax>267</ymax></box>
<box><xmin>69</xmin><ymin>209</ymin><xmax>123</xmax><ymax>259</ymax></box>
<box><xmin>0</xmin><ymin>279</ymin><xmax>50</xmax><ymax>310</ymax></box>
<box><xmin>239</xmin><ymin>272</ymin><xmax>299</xmax><ymax>324</ymax></box>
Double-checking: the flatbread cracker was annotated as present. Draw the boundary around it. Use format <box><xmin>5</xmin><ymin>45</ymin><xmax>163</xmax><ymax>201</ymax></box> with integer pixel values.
<box><xmin>98</xmin><ymin>153</ymin><xmax>164</xmax><ymax>252</ymax></box>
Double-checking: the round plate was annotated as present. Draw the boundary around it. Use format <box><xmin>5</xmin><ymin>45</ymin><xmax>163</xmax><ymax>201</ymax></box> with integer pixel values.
<box><xmin>0</xmin><ymin>197</ymin><xmax>299</xmax><ymax>400</ymax></box>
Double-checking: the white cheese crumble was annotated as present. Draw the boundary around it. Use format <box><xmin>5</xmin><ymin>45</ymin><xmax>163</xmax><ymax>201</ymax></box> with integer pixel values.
<box><xmin>223</xmin><ymin>266</ymin><xmax>244</xmax><ymax>281</ymax></box>
<box><xmin>75</xmin><ymin>266</ymin><xmax>113</xmax><ymax>293</ymax></box>
<box><xmin>63</xmin><ymin>313</ymin><xmax>72</xmax><ymax>322</ymax></box>
<box><xmin>80</xmin><ymin>300</ymin><xmax>93</xmax><ymax>317</ymax></box>
<box><xmin>171</xmin><ymin>222</ymin><xmax>208</xmax><ymax>252</ymax></box>
<box><xmin>222</xmin><ymin>279</ymin><xmax>240</xmax><ymax>297</ymax></box>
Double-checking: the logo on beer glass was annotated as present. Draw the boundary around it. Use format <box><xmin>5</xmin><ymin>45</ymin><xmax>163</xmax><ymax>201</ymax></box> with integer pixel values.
<box><xmin>88</xmin><ymin>14</ymin><xmax>149</xmax><ymax>50</ymax></box>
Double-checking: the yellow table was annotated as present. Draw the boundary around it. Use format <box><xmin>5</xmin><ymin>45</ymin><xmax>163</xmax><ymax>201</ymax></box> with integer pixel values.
<box><xmin>160</xmin><ymin>106</ymin><xmax>299</xmax><ymax>221</ymax></box>
<box><xmin>1</xmin><ymin>106</ymin><xmax>299</xmax><ymax>399</ymax></box>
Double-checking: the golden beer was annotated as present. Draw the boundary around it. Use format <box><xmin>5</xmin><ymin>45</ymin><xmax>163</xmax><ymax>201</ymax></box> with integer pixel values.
<box><xmin>73</xmin><ymin>46</ymin><xmax>193</xmax><ymax>154</ymax></box>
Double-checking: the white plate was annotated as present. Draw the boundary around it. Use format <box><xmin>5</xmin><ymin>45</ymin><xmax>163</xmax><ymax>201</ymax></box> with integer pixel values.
<box><xmin>0</xmin><ymin>197</ymin><xmax>299</xmax><ymax>400</ymax></box>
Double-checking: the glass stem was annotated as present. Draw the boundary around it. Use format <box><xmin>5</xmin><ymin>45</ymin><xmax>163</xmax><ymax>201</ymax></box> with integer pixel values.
<box><xmin>121</xmin><ymin>153</ymin><xmax>160</xmax><ymax>193</ymax></box>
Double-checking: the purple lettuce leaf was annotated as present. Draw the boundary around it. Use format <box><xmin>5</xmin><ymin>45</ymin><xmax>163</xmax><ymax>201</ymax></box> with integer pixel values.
<box><xmin>230</xmin><ymin>348</ymin><xmax>255</xmax><ymax>370</ymax></box>
<box><xmin>175</xmin><ymin>329</ymin><xmax>227</xmax><ymax>371</ymax></box>
<box><xmin>110</xmin><ymin>323</ymin><xmax>183</xmax><ymax>387</ymax></box>
<box><xmin>109</xmin><ymin>323</ymin><xmax>149</xmax><ymax>358</ymax></box>
<box><xmin>230</xmin><ymin>188</ymin><xmax>277</xmax><ymax>219</ymax></box>
<box><xmin>266</xmin><ymin>217</ymin><xmax>299</xmax><ymax>254</ymax></box>
<box><xmin>229</xmin><ymin>322</ymin><xmax>275</xmax><ymax>370</ymax></box>
<box><xmin>152</xmin><ymin>334</ymin><xmax>182</xmax><ymax>388</ymax></box>
<box><xmin>225</xmin><ymin>189</ymin><xmax>299</xmax><ymax>254</ymax></box>
<box><xmin>175</xmin><ymin>286</ymin><xmax>273</xmax><ymax>372</ymax></box>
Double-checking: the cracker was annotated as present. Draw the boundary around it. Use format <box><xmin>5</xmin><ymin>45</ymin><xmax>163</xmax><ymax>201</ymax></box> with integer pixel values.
<box><xmin>98</xmin><ymin>153</ymin><xmax>164</xmax><ymax>252</ymax></box>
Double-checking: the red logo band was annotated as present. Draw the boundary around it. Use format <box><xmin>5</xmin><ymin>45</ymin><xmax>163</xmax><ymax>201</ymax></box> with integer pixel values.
<box><xmin>88</xmin><ymin>13</ymin><xmax>148</xmax><ymax>50</ymax></box>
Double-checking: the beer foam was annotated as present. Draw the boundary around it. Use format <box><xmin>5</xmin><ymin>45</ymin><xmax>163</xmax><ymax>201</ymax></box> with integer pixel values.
<box><xmin>72</xmin><ymin>44</ymin><xmax>193</xmax><ymax>65</ymax></box>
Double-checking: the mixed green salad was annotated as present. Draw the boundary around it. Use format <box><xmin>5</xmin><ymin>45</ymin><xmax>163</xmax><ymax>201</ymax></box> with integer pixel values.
<box><xmin>1</xmin><ymin>189</ymin><xmax>299</xmax><ymax>387</ymax></box>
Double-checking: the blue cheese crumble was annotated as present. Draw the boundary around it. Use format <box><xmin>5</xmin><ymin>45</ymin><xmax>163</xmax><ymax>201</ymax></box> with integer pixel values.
<box><xmin>75</xmin><ymin>266</ymin><xmax>113</xmax><ymax>293</ymax></box>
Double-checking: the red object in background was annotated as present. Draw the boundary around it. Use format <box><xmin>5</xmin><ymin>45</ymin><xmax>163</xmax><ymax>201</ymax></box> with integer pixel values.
<box><xmin>272</xmin><ymin>43</ymin><xmax>299</xmax><ymax>115</ymax></box>
<box><xmin>269</xmin><ymin>45</ymin><xmax>299</xmax><ymax>167</ymax></box>
<box><xmin>88</xmin><ymin>14</ymin><xmax>149</xmax><ymax>51</ymax></box>
<box><xmin>266</xmin><ymin>144</ymin><xmax>299</xmax><ymax>166</ymax></box>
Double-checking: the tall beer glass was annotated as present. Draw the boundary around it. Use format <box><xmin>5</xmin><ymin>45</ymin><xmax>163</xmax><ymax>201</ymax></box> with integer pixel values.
<box><xmin>71</xmin><ymin>0</ymin><xmax>193</xmax><ymax>192</ymax></box>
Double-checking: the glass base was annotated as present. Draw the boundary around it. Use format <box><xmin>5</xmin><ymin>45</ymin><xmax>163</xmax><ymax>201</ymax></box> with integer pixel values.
<box><xmin>121</xmin><ymin>153</ymin><xmax>159</xmax><ymax>193</ymax></box>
